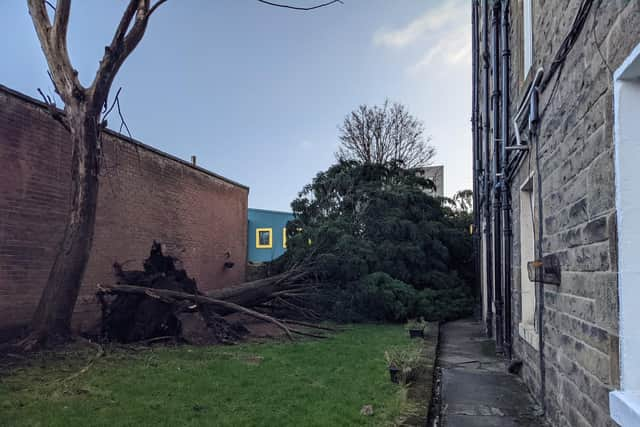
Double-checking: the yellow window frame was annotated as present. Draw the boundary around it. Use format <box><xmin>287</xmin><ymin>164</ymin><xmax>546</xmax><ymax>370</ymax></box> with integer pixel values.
<box><xmin>283</xmin><ymin>228</ymin><xmax>287</xmax><ymax>249</ymax></box>
<box><xmin>256</xmin><ymin>228</ymin><xmax>273</xmax><ymax>249</ymax></box>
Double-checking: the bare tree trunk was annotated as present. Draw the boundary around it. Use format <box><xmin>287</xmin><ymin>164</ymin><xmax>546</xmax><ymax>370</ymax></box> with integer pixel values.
<box><xmin>25</xmin><ymin>105</ymin><xmax>100</xmax><ymax>347</ymax></box>
<box><xmin>23</xmin><ymin>0</ymin><xmax>169</xmax><ymax>349</ymax></box>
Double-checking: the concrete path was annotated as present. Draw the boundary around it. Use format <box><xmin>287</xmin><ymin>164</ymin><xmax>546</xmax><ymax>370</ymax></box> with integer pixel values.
<box><xmin>437</xmin><ymin>319</ymin><xmax>545</xmax><ymax>427</ymax></box>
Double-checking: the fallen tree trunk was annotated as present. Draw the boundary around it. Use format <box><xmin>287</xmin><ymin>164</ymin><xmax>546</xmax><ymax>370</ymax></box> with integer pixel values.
<box><xmin>98</xmin><ymin>283</ymin><xmax>294</xmax><ymax>340</ymax></box>
<box><xmin>203</xmin><ymin>270</ymin><xmax>311</xmax><ymax>316</ymax></box>
<box><xmin>97</xmin><ymin>242</ymin><xmax>324</xmax><ymax>345</ymax></box>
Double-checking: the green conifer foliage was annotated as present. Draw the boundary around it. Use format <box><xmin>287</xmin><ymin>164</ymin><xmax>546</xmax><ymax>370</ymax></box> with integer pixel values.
<box><xmin>277</xmin><ymin>161</ymin><xmax>475</xmax><ymax>322</ymax></box>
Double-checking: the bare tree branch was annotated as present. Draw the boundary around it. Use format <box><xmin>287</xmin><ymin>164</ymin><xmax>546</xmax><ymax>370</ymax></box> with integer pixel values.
<box><xmin>28</xmin><ymin>0</ymin><xmax>85</xmax><ymax>106</ymax></box>
<box><xmin>37</xmin><ymin>87</ymin><xmax>70</xmax><ymax>131</ymax></box>
<box><xmin>116</xmin><ymin>95</ymin><xmax>132</xmax><ymax>139</ymax></box>
<box><xmin>111</xmin><ymin>0</ymin><xmax>140</xmax><ymax>48</ymax></box>
<box><xmin>51</xmin><ymin>0</ymin><xmax>71</xmax><ymax>50</ymax></box>
<box><xmin>257</xmin><ymin>0</ymin><xmax>342</xmax><ymax>11</ymax></box>
<box><xmin>89</xmin><ymin>0</ymin><xmax>168</xmax><ymax>110</ymax></box>
<box><xmin>148</xmin><ymin>0</ymin><xmax>168</xmax><ymax>18</ymax></box>
<box><xmin>336</xmin><ymin>101</ymin><xmax>435</xmax><ymax>169</ymax></box>
<box><xmin>102</xmin><ymin>87</ymin><xmax>122</xmax><ymax>121</ymax></box>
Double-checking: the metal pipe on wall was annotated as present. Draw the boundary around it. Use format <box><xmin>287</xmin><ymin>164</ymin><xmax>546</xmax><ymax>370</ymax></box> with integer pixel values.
<box><xmin>481</xmin><ymin>0</ymin><xmax>493</xmax><ymax>338</ymax></box>
<box><xmin>530</xmin><ymin>86</ymin><xmax>546</xmax><ymax>413</ymax></box>
<box><xmin>491</xmin><ymin>0</ymin><xmax>504</xmax><ymax>354</ymax></box>
<box><xmin>500</xmin><ymin>0</ymin><xmax>512</xmax><ymax>359</ymax></box>
<box><xmin>471</xmin><ymin>0</ymin><xmax>481</xmax><ymax>302</ymax></box>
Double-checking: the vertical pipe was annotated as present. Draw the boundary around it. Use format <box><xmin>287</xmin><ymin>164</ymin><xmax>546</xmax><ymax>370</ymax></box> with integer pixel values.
<box><xmin>491</xmin><ymin>0</ymin><xmax>504</xmax><ymax>354</ymax></box>
<box><xmin>500</xmin><ymin>0</ymin><xmax>512</xmax><ymax>359</ymax></box>
<box><xmin>471</xmin><ymin>0</ymin><xmax>481</xmax><ymax>302</ymax></box>
<box><xmin>481</xmin><ymin>0</ymin><xmax>493</xmax><ymax>338</ymax></box>
<box><xmin>531</xmin><ymin>87</ymin><xmax>546</xmax><ymax>413</ymax></box>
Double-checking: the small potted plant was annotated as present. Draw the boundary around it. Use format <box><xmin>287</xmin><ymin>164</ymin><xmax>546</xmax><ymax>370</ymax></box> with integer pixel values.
<box><xmin>405</xmin><ymin>318</ymin><xmax>427</xmax><ymax>338</ymax></box>
<box><xmin>384</xmin><ymin>347</ymin><xmax>420</xmax><ymax>384</ymax></box>
<box><xmin>387</xmin><ymin>362</ymin><xmax>401</xmax><ymax>383</ymax></box>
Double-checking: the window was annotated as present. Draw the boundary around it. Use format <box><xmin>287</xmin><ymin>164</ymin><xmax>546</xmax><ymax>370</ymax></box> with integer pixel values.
<box><xmin>518</xmin><ymin>174</ymin><xmax>538</xmax><ymax>349</ymax></box>
<box><xmin>282</xmin><ymin>228</ymin><xmax>287</xmax><ymax>249</ymax></box>
<box><xmin>523</xmin><ymin>0</ymin><xmax>533</xmax><ymax>77</ymax></box>
<box><xmin>256</xmin><ymin>228</ymin><xmax>272</xmax><ymax>249</ymax></box>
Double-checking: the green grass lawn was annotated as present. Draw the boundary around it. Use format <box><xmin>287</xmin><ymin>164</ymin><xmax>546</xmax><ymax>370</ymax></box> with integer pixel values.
<box><xmin>0</xmin><ymin>325</ymin><xmax>428</xmax><ymax>427</ymax></box>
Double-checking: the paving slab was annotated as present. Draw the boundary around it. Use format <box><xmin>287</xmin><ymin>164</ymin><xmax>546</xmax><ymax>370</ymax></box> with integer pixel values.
<box><xmin>437</xmin><ymin>319</ymin><xmax>546</xmax><ymax>427</ymax></box>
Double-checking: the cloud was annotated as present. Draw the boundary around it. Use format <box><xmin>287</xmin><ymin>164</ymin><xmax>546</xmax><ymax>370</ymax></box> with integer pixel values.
<box><xmin>373</xmin><ymin>0</ymin><xmax>470</xmax><ymax>75</ymax></box>
<box><xmin>373</xmin><ymin>0</ymin><xmax>466</xmax><ymax>48</ymax></box>
<box><xmin>407</xmin><ymin>25</ymin><xmax>471</xmax><ymax>74</ymax></box>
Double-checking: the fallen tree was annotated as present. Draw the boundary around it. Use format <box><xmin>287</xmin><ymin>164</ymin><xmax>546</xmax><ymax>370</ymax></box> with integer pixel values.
<box><xmin>96</xmin><ymin>242</ymin><xmax>326</xmax><ymax>345</ymax></box>
<box><xmin>98</xmin><ymin>283</ymin><xmax>295</xmax><ymax>340</ymax></box>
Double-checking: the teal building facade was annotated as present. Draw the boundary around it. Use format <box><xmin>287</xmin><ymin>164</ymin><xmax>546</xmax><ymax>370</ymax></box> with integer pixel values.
<box><xmin>247</xmin><ymin>208</ymin><xmax>294</xmax><ymax>263</ymax></box>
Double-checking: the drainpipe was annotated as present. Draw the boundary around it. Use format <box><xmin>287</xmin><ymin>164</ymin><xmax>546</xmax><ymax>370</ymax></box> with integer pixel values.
<box><xmin>481</xmin><ymin>0</ymin><xmax>493</xmax><ymax>338</ymax></box>
<box><xmin>500</xmin><ymin>0</ymin><xmax>512</xmax><ymax>359</ymax></box>
<box><xmin>530</xmin><ymin>87</ymin><xmax>546</xmax><ymax>413</ymax></box>
<box><xmin>471</xmin><ymin>0</ymin><xmax>481</xmax><ymax>301</ymax></box>
<box><xmin>491</xmin><ymin>0</ymin><xmax>504</xmax><ymax>354</ymax></box>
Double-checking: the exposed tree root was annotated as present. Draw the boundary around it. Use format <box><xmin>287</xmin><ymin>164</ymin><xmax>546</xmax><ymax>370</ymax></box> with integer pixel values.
<box><xmin>98</xmin><ymin>283</ymin><xmax>294</xmax><ymax>341</ymax></box>
<box><xmin>93</xmin><ymin>242</ymin><xmax>328</xmax><ymax>345</ymax></box>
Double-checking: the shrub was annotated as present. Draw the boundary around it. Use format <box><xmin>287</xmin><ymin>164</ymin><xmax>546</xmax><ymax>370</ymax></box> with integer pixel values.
<box><xmin>355</xmin><ymin>273</ymin><xmax>417</xmax><ymax>322</ymax></box>
<box><xmin>414</xmin><ymin>287</ymin><xmax>474</xmax><ymax>321</ymax></box>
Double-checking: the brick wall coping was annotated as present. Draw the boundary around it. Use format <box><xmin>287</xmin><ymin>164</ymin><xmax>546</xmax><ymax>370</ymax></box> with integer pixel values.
<box><xmin>0</xmin><ymin>84</ymin><xmax>250</xmax><ymax>192</ymax></box>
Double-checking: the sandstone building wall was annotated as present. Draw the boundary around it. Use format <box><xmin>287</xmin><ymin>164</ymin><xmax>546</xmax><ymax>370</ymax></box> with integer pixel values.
<box><xmin>476</xmin><ymin>1</ymin><xmax>640</xmax><ymax>425</ymax></box>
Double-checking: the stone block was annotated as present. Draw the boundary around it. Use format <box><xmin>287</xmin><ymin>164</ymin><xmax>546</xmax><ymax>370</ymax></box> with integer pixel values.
<box><xmin>560</xmin><ymin>271</ymin><xmax>615</xmax><ymax>300</ymax></box>
<box><xmin>565</xmin><ymin>242</ymin><xmax>610</xmax><ymax>272</ymax></box>
<box><xmin>544</xmin><ymin>172</ymin><xmax>588</xmax><ymax>218</ymax></box>
<box><xmin>545</xmin><ymin>213</ymin><xmax>560</xmax><ymax>235</ymax></box>
<box><xmin>583</xmin><ymin>216</ymin><xmax>608</xmax><ymax>245</ymax></box>
<box><xmin>546</xmin><ymin>291</ymin><xmax>596</xmax><ymax>324</ymax></box>
<box><xmin>557</xmin><ymin>198</ymin><xmax>588</xmax><ymax>232</ymax></box>
<box><xmin>587</xmin><ymin>150</ymin><xmax>615</xmax><ymax>218</ymax></box>
<box><xmin>594</xmin><ymin>272</ymin><xmax>619</xmax><ymax>332</ymax></box>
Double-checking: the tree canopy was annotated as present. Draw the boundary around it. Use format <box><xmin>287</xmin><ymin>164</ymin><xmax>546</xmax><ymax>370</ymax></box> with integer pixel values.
<box><xmin>336</xmin><ymin>101</ymin><xmax>436</xmax><ymax>168</ymax></box>
<box><xmin>276</xmin><ymin>161</ymin><xmax>474</xmax><ymax>322</ymax></box>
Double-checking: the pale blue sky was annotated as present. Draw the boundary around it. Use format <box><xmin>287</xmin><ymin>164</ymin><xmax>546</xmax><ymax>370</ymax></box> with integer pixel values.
<box><xmin>1</xmin><ymin>0</ymin><xmax>471</xmax><ymax>211</ymax></box>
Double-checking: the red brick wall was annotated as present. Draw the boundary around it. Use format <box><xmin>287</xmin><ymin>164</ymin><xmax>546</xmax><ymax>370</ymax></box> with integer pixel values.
<box><xmin>0</xmin><ymin>86</ymin><xmax>248</xmax><ymax>337</ymax></box>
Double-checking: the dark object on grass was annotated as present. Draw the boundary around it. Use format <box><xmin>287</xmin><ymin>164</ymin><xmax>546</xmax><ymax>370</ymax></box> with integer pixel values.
<box><xmin>389</xmin><ymin>366</ymin><xmax>400</xmax><ymax>384</ymax></box>
<box><xmin>409</xmin><ymin>329</ymin><xmax>424</xmax><ymax>339</ymax></box>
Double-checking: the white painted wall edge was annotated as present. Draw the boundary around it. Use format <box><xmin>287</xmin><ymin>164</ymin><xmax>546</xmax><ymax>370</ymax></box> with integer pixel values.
<box><xmin>611</xmin><ymin>39</ymin><xmax>640</xmax><ymax>426</ymax></box>
<box><xmin>610</xmin><ymin>391</ymin><xmax>640</xmax><ymax>426</ymax></box>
